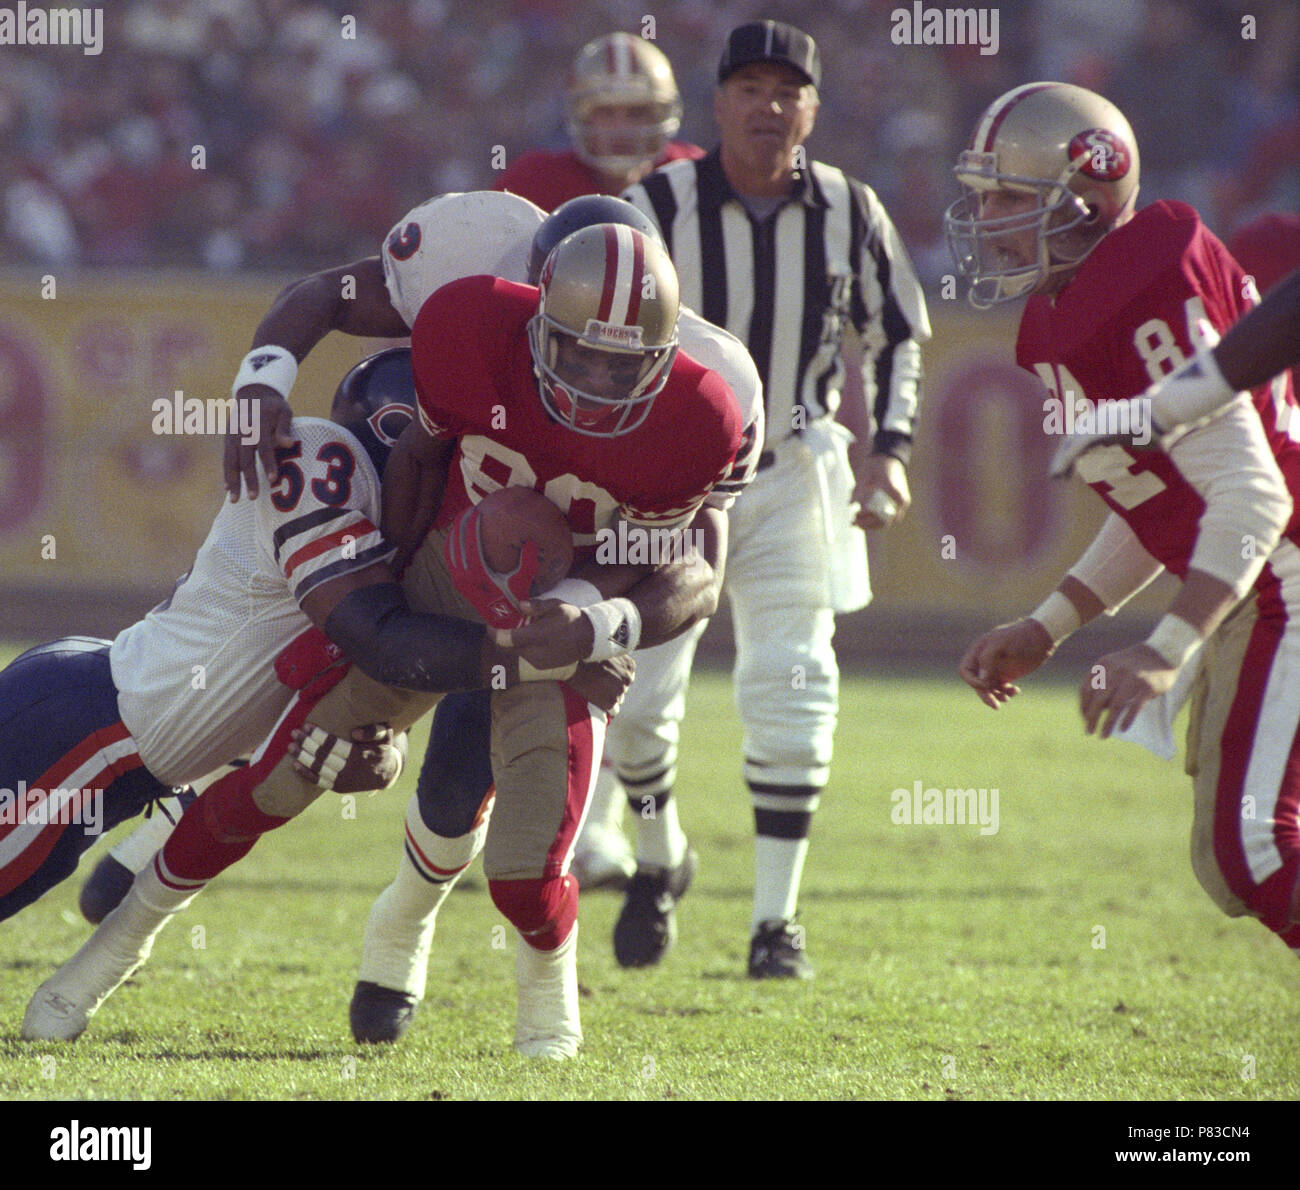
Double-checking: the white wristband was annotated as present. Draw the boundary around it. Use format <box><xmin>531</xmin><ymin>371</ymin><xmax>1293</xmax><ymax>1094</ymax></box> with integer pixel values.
<box><xmin>518</xmin><ymin>659</ymin><xmax>579</xmax><ymax>682</ymax></box>
<box><xmin>1029</xmin><ymin>591</ymin><xmax>1082</xmax><ymax>646</ymax></box>
<box><xmin>233</xmin><ymin>345</ymin><xmax>298</xmax><ymax>400</ymax></box>
<box><xmin>583</xmin><ymin>598</ymin><xmax>641</xmax><ymax>660</ymax></box>
<box><xmin>1144</xmin><ymin>614</ymin><xmax>1202</xmax><ymax>669</ymax></box>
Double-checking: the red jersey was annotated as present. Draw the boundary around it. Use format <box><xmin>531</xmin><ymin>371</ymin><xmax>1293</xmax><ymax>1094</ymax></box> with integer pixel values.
<box><xmin>1017</xmin><ymin>200</ymin><xmax>1300</xmax><ymax>580</ymax></box>
<box><xmin>494</xmin><ymin>143</ymin><xmax>704</xmax><ymax>212</ymax></box>
<box><xmin>410</xmin><ymin>274</ymin><xmax>742</xmax><ymax>556</ymax></box>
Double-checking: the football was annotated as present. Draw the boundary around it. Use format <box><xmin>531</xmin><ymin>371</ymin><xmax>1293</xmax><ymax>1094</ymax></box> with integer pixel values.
<box><xmin>476</xmin><ymin>485</ymin><xmax>574</xmax><ymax>594</ymax></box>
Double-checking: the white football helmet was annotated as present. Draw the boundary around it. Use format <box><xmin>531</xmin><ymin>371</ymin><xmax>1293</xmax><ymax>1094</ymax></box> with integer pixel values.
<box><xmin>944</xmin><ymin>82</ymin><xmax>1140</xmax><ymax>307</ymax></box>
<box><xmin>529</xmin><ymin>223</ymin><xmax>679</xmax><ymax>438</ymax></box>
<box><xmin>566</xmin><ymin>33</ymin><xmax>683</xmax><ymax>176</ymax></box>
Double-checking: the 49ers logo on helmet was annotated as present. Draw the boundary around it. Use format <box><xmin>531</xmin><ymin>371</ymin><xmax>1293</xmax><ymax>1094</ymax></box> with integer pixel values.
<box><xmin>1069</xmin><ymin>129</ymin><xmax>1131</xmax><ymax>181</ymax></box>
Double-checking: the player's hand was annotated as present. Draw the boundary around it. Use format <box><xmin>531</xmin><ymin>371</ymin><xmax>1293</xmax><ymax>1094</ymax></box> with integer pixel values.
<box><xmin>289</xmin><ymin>722</ymin><xmax>409</xmax><ymax>792</ymax></box>
<box><xmin>493</xmin><ymin>598</ymin><xmax>596</xmax><ymax>670</ymax></box>
<box><xmin>854</xmin><ymin>454</ymin><xmax>910</xmax><ymax>530</ymax></box>
<box><xmin>224</xmin><ymin>385</ymin><xmax>296</xmax><ymax>501</ymax></box>
<box><xmin>566</xmin><ymin>656</ymin><xmax>636</xmax><ymax>714</ymax></box>
<box><xmin>958</xmin><ymin>618</ymin><xmax>1054</xmax><ymax>709</ymax></box>
<box><xmin>1079</xmin><ymin>643</ymin><xmax>1177</xmax><ymax>739</ymax></box>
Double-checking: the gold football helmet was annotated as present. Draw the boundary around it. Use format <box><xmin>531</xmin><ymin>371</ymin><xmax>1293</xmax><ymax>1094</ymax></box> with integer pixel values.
<box><xmin>945</xmin><ymin>82</ymin><xmax>1140</xmax><ymax>307</ymax></box>
<box><xmin>566</xmin><ymin>33</ymin><xmax>683</xmax><ymax>176</ymax></box>
<box><xmin>529</xmin><ymin>223</ymin><xmax>680</xmax><ymax>438</ymax></box>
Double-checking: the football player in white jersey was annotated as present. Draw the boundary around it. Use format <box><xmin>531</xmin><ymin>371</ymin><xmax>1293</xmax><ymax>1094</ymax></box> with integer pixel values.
<box><xmin>0</xmin><ymin>354</ymin><xmax>411</xmax><ymax>929</ymax></box>
<box><xmin>20</xmin><ymin>349</ymin><xmax>631</xmax><ymax>1041</ymax></box>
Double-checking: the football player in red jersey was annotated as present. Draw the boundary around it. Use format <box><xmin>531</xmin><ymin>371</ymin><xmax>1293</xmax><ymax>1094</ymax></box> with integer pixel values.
<box><xmin>494</xmin><ymin>32</ymin><xmax>704</xmax><ymax>212</ymax></box>
<box><xmin>368</xmin><ymin>223</ymin><xmax>741</xmax><ymax>1055</ymax></box>
<box><xmin>197</xmin><ymin>216</ymin><xmax>740</xmax><ymax>1057</ymax></box>
<box><xmin>948</xmin><ymin>83</ymin><xmax>1300</xmax><ymax>952</ymax></box>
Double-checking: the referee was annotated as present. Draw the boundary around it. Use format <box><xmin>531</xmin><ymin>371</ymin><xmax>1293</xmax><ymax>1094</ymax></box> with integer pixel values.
<box><xmin>619</xmin><ymin>20</ymin><xmax>930</xmax><ymax>977</ymax></box>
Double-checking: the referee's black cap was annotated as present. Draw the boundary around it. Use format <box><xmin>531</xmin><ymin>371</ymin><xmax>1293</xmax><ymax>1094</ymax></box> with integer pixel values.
<box><xmin>717</xmin><ymin>20</ymin><xmax>820</xmax><ymax>90</ymax></box>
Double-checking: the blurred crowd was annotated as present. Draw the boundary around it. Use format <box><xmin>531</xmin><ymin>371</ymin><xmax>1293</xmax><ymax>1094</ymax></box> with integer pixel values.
<box><xmin>1</xmin><ymin>0</ymin><xmax>1296</xmax><ymax>287</ymax></box>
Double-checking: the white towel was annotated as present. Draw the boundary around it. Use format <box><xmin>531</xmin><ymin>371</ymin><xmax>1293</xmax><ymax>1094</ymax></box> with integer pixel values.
<box><xmin>1110</xmin><ymin>641</ymin><xmax>1203</xmax><ymax>760</ymax></box>
<box><xmin>800</xmin><ymin>420</ymin><xmax>872</xmax><ymax>614</ymax></box>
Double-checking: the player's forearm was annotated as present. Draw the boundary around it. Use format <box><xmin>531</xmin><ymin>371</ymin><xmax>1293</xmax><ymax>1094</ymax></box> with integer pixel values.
<box><xmin>1149</xmin><ymin>267</ymin><xmax>1300</xmax><ymax>432</ymax></box>
<box><xmin>574</xmin><ymin>511</ymin><xmax>726</xmax><ymax>648</ymax></box>
<box><xmin>1064</xmin><ymin>513</ymin><xmax>1165</xmax><ymax>615</ymax></box>
<box><xmin>251</xmin><ymin>258</ymin><xmax>409</xmax><ymax>361</ymax></box>
<box><xmin>1161</xmin><ymin>569</ymin><xmax>1240</xmax><ymax>639</ymax></box>
<box><xmin>1031</xmin><ymin>519</ymin><xmax>1164</xmax><ymax>647</ymax></box>
<box><xmin>324</xmin><ymin>583</ymin><xmax>493</xmax><ymax>691</ymax></box>
<box><xmin>1217</xmin><ymin>266</ymin><xmax>1300</xmax><ymax>392</ymax></box>
<box><xmin>624</xmin><ymin>553</ymin><xmax>720</xmax><ymax>647</ymax></box>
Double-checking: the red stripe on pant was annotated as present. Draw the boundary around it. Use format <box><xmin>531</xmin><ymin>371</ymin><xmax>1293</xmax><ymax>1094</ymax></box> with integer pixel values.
<box><xmin>486</xmin><ymin>686</ymin><xmax>596</xmax><ymax>950</ymax></box>
<box><xmin>1212</xmin><ymin>589</ymin><xmax>1300</xmax><ymax>938</ymax></box>
<box><xmin>542</xmin><ymin>683</ymin><xmax>598</xmax><ymax>877</ymax></box>
<box><xmin>159</xmin><ymin>662</ymin><xmax>350</xmax><ymax>885</ymax></box>
<box><xmin>0</xmin><ymin>722</ymin><xmax>141</xmax><ymax>896</ymax></box>
<box><xmin>0</xmin><ymin>745</ymin><xmax>141</xmax><ymax>898</ymax></box>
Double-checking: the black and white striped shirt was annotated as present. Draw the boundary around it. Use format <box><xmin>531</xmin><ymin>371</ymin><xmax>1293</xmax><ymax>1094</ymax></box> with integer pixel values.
<box><xmin>624</xmin><ymin>149</ymin><xmax>930</xmax><ymax>462</ymax></box>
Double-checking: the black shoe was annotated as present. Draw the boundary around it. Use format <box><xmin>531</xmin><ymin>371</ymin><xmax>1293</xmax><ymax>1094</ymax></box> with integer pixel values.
<box><xmin>748</xmin><ymin>919</ymin><xmax>814</xmax><ymax>980</ymax></box>
<box><xmin>613</xmin><ymin>848</ymin><xmax>697</xmax><ymax>968</ymax></box>
<box><xmin>350</xmin><ymin>981</ymin><xmax>419</xmax><ymax>1044</ymax></box>
<box><xmin>78</xmin><ymin>855</ymin><xmax>136</xmax><ymax>924</ymax></box>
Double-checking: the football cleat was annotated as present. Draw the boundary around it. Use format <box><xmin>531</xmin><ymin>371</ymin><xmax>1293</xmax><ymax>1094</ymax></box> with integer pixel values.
<box><xmin>350</xmin><ymin>981</ymin><xmax>419</xmax><ymax>1045</ymax></box>
<box><xmin>613</xmin><ymin>847</ymin><xmax>697</xmax><ymax>968</ymax></box>
<box><xmin>353</xmin><ymin>877</ymin><xmax>438</xmax><ymax>1043</ymax></box>
<box><xmin>22</xmin><ymin>886</ymin><xmax>165</xmax><ymax>1040</ymax></box>
<box><xmin>22</xmin><ymin>987</ymin><xmax>95</xmax><ymax>1042</ymax></box>
<box><xmin>78</xmin><ymin>854</ymin><xmax>136</xmax><ymax>925</ymax></box>
<box><xmin>748</xmin><ymin>919</ymin><xmax>814</xmax><ymax>980</ymax></box>
<box><xmin>514</xmin><ymin>926</ymin><xmax>582</xmax><ymax>1059</ymax></box>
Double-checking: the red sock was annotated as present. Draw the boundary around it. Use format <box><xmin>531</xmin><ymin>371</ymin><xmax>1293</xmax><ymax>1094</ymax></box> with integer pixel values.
<box><xmin>160</xmin><ymin>767</ymin><xmax>288</xmax><ymax>883</ymax></box>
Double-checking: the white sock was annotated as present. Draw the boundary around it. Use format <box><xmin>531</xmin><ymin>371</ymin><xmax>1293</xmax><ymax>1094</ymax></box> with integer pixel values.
<box><xmin>514</xmin><ymin>923</ymin><xmax>581</xmax><ymax>1056</ymax></box>
<box><xmin>109</xmin><ymin>798</ymin><xmax>186</xmax><ymax>873</ymax></box>
<box><xmin>594</xmin><ymin>766</ymin><xmax>626</xmax><ymax>833</ymax></box>
<box><xmin>358</xmin><ymin>793</ymin><xmax>490</xmax><ymax>997</ymax></box>
<box><xmin>635</xmin><ymin>793</ymin><xmax>688</xmax><ymax>869</ymax></box>
<box><xmin>751</xmin><ymin>836</ymin><xmax>808</xmax><ymax>932</ymax></box>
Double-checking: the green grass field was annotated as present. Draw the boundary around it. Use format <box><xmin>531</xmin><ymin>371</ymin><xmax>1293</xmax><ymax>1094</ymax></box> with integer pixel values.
<box><xmin>1</xmin><ymin>647</ymin><xmax>1296</xmax><ymax>1103</ymax></box>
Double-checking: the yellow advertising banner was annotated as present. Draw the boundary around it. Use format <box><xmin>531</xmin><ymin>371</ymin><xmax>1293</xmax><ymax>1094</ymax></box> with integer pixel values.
<box><xmin>0</xmin><ymin>275</ymin><xmax>1165</xmax><ymax>632</ymax></box>
<box><xmin>0</xmin><ymin>273</ymin><xmax>387</xmax><ymax>599</ymax></box>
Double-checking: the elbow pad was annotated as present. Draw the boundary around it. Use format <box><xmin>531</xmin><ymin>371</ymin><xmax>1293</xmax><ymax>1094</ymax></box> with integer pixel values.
<box><xmin>1169</xmin><ymin>399</ymin><xmax>1292</xmax><ymax>598</ymax></box>
<box><xmin>324</xmin><ymin>582</ymin><xmax>487</xmax><ymax>692</ymax></box>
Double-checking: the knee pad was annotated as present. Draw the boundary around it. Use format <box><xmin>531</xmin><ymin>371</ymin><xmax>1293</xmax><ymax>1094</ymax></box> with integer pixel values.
<box><xmin>488</xmin><ymin>874</ymin><xmax>578</xmax><ymax>951</ymax></box>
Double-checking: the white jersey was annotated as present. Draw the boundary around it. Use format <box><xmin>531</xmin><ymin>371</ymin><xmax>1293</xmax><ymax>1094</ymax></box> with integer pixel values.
<box><xmin>382</xmin><ymin>191</ymin><xmax>547</xmax><ymax>329</ymax></box>
<box><xmin>677</xmin><ymin>307</ymin><xmax>764</xmax><ymax>510</ymax></box>
<box><xmin>110</xmin><ymin>418</ymin><xmax>391</xmax><ymax>785</ymax></box>
<box><xmin>382</xmin><ymin>191</ymin><xmax>764</xmax><ymax>511</ymax></box>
